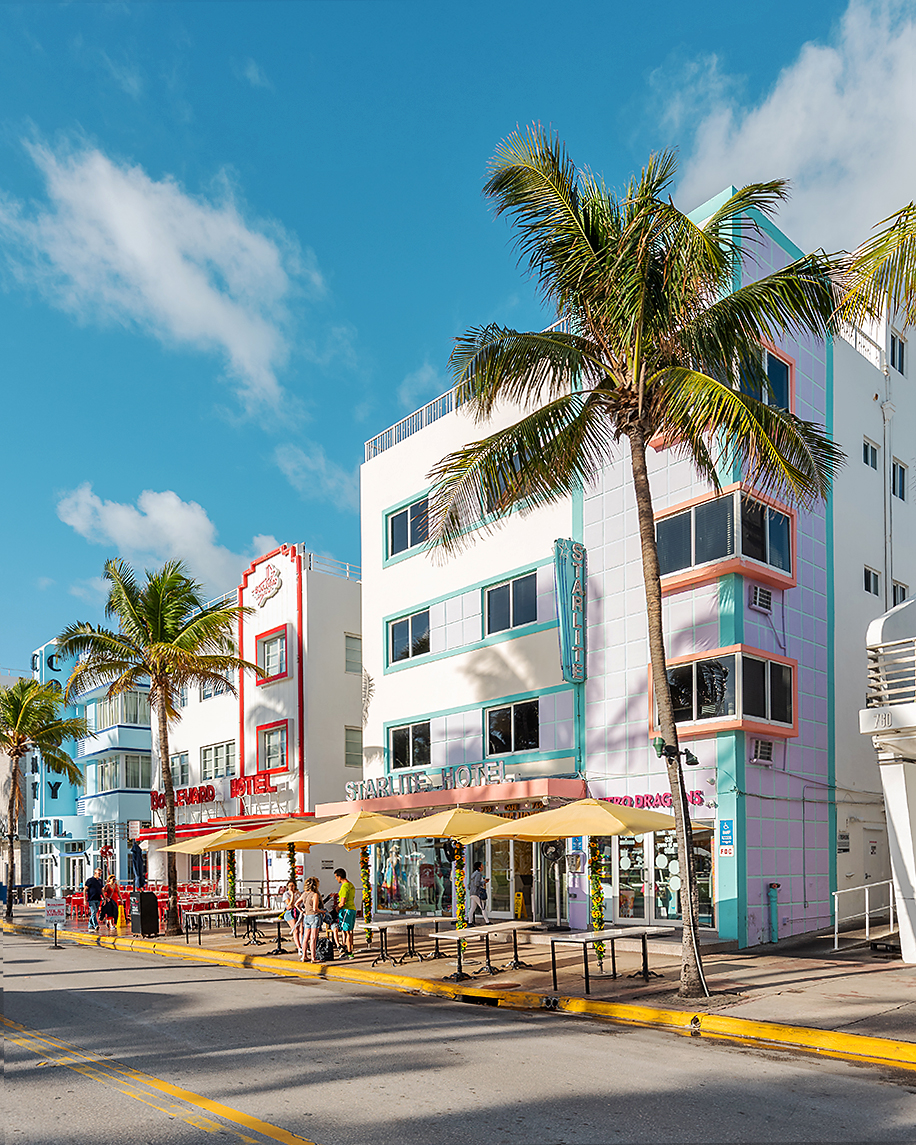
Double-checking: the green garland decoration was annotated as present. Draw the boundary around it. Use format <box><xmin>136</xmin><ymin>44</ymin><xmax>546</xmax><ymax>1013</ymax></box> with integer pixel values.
<box><xmin>287</xmin><ymin>842</ymin><xmax>296</xmax><ymax>886</ymax></box>
<box><xmin>227</xmin><ymin>850</ymin><xmax>237</xmax><ymax>908</ymax></box>
<box><xmin>453</xmin><ymin>841</ymin><xmax>466</xmax><ymax>949</ymax></box>
<box><xmin>588</xmin><ymin>838</ymin><xmax>606</xmax><ymax>963</ymax></box>
<box><xmin>360</xmin><ymin>845</ymin><xmax>373</xmax><ymax>945</ymax></box>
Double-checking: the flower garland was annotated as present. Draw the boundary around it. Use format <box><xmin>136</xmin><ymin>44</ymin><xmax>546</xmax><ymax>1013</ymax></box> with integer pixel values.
<box><xmin>360</xmin><ymin>846</ymin><xmax>373</xmax><ymax>945</ymax></box>
<box><xmin>453</xmin><ymin>841</ymin><xmax>466</xmax><ymax>944</ymax></box>
<box><xmin>287</xmin><ymin>843</ymin><xmax>296</xmax><ymax>886</ymax></box>
<box><xmin>227</xmin><ymin>850</ymin><xmax>237</xmax><ymax>908</ymax></box>
<box><xmin>588</xmin><ymin>838</ymin><xmax>606</xmax><ymax>964</ymax></box>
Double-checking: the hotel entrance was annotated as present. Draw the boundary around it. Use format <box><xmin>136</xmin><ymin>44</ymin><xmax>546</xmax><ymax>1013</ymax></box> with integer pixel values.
<box><xmin>470</xmin><ymin>838</ymin><xmax>535</xmax><ymax>920</ymax></box>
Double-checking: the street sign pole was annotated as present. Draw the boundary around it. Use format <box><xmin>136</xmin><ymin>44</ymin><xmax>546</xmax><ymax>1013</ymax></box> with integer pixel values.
<box><xmin>45</xmin><ymin>897</ymin><xmax>66</xmax><ymax>948</ymax></box>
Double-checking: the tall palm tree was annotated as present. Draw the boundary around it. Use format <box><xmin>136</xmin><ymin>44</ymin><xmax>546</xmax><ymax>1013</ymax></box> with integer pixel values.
<box><xmin>426</xmin><ymin>129</ymin><xmax>844</xmax><ymax>998</ymax></box>
<box><xmin>1</xmin><ymin>679</ymin><xmax>86</xmax><ymax>920</ymax></box>
<box><xmin>841</xmin><ymin>202</ymin><xmax>916</xmax><ymax>325</ymax></box>
<box><xmin>58</xmin><ymin>559</ymin><xmax>257</xmax><ymax>936</ymax></box>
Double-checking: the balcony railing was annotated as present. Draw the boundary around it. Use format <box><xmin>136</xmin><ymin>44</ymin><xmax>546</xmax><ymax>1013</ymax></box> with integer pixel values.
<box><xmin>839</xmin><ymin>323</ymin><xmax>883</xmax><ymax>371</ymax></box>
<box><xmin>865</xmin><ymin>638</ymin><xmax>916</xmax><ymax>706</ymax></box>
<box><xmin>302</xmin><ymin>550</ymin><xmax>360</xmax><ymax>581</ymax></box>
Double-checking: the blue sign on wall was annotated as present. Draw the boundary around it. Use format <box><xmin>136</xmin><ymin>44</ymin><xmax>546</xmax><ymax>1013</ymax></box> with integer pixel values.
<box><xmin>719</xmin><ymin>820</ymin><xmax>734</xmax><ymax>846</ymax></box>
<box><xmin>554</xmin><ymin>538</ymin><xmax>587</xmax><ymax>683</ymax></box>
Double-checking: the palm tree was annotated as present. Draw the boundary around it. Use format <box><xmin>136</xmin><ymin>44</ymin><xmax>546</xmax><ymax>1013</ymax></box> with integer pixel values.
<box><xmin>426</xmin><ymin>129</ymin><xmax>845</xmax><ymax>998</ymax></box>
<box><xmin>841</xmin><ymin>202</ymin><xmax>916</xmax><ymax>325</ymax></box>
<box><xmin>1</xmin><ymin>679</ymin><xmax>87</xmax><ymax>920</ymax></box>
<box><xmin>58</xmin><ymin>559</ymin><xmax>257</xmax><ymax>936</ymax></box>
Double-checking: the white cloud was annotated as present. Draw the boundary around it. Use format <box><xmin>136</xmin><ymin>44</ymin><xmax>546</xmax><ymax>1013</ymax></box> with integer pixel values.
<box><xmin>242</xmin><ymin>59</ymin><xmax>273</xmax><ymax>90</ymax></box>
<box><xmin>69</xmin><ymin>577</ymin><xmax>108</xmax><ymax>604</ymax></box>
<box><xmin>675</xmin><ymin>0</ymin><xmax>916</xmax><ymax>253</ymax></box>
<box><xmin>397</xmin><ymin>360</ymin><xmax>447</xmax><ymax>410</ymax></box>
<box><xmin>36</xmin><ymin>577</ymin><xmax>55</xmax><ymax>590</ymax></box>
<box><xmin>0</xmin><ymin>140</ymin><xmax>320</xmax><ymax>411</ymax></box>
<box><xmin>57</xmin><ymin>483</ymin><xmax>279</xmax><ymax>595</ymax></box>
<box><xmin>274</xmin><ymin>442</ymin><xmax>359</xmax><ymax>513</ymax></box>
<box><xmin>98</xmin><ymin>52</ymin><xmax>144</xmax><ymax>98</ymax></box>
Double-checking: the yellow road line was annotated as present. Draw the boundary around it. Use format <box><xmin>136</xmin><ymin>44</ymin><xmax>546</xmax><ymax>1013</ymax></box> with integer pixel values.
<box><xmin>7</xmin><ymin>920</ymin><xmax>916</xmax><ymax>1074</ymax></box>
<box><xmin>3</xmin><ymin>1017</ymin><xmax>314</xmax><ymax>1145</ymax></box>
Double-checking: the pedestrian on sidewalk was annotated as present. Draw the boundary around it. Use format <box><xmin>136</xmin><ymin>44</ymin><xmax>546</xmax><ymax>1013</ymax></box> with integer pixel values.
<box><xmin>334</xmin><ymin>868</ymin><xmax>356</xmax><ymax>958</ymax></box>
<box><xmin>280</xmin><ymin>879</ymin><xmax>302</xmax><ymax>955</ymax></box>
<box><xmin>467</xmin><ymin>862</ymin><xmax>490</xmax><ymax>925</ymax></box>
<box><xmin>98</xmin><ymin>876</ymin><xmax>121</xmax><ymax>932</ymax></box>
<box><xmin>84</xmin><ymin>868</ymin><xmax>103</xmax><ymax>932</ymax></box>
<box><xmin>297</xmin><ymin>877</ymin><xmax>322</xmax><ymax>963</ymax></box>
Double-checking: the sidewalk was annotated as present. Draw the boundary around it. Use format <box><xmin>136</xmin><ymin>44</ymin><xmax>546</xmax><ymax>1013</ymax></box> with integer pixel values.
<box><xmin>7</xmin><ymin>906</ymin><xmax>916</xmax><ymax>1069</ymax></box>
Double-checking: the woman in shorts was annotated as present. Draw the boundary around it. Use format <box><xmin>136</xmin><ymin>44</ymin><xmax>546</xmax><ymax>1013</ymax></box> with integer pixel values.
<box><xmin>296</xmin><ymin>877</ymin><xmax>322</xmax><ymax>963</ymax></box>
<box><xmin>280</xmin><ymin>879</ymin><xmax>302</xmax><ymax>955</ymax></box>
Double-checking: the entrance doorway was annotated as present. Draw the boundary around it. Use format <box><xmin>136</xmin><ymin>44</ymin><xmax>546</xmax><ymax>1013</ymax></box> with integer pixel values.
<box><xmin>597</xmin><ymin>826</ymin><xmax>715</xmax><ymax>928</ymax></box>
<box><xmin>861</xmin><ymin>824</ymin><xmax>891</xmax><ymax>913</ymax></box>
<box><xmin>470</xmin><ymin>839</ymin><xmax>536</xmax><ymax>920</ymax></box>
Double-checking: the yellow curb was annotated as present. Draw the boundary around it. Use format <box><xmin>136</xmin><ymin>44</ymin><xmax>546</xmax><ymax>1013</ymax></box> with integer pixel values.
<box><xmin>7</xmin><ymin>920</ymin><xmax>915</xmax><ymax>1073</ymax></box>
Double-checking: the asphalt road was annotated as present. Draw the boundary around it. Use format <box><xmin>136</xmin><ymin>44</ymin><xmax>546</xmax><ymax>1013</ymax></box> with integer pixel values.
<box><xmin>6</xmin><ymin>932</ymin><xmax>916</xmax><ymax>1145</ymax></box>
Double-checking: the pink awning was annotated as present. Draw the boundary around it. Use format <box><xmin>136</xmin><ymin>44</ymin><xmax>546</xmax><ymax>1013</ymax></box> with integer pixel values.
<box><xmin>314</xmin><ymin>777</ymin><xmax>587</xmax><ymax>819</ymax></box>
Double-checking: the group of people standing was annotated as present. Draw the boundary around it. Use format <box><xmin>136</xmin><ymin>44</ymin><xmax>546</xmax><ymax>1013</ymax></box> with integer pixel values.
<box><xmin>281</xmin><ymin>868</ymin><xmax>357</xmax><ymax>963</ymax></box>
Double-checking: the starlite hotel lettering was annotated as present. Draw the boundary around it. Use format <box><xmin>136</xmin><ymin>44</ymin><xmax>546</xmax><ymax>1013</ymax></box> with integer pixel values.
<box><xmin>346</xmin><ymin>760</ymin><xmax>506</xmax><ymax>800</ymax></box>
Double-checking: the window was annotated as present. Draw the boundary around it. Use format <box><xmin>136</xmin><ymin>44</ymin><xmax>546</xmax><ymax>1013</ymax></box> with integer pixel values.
<box><xmin>92</xmin><ymin>690</ymin><xmax>150</xmax><ymax>730</ymax></box>
<box><xmin>191</xmin><ymin>851</ymin><xmax>223</xmax><ymax>883</ymax></box>
<box><xmin>864</xmin><ymin>567</ymin><xmax>881</xmax><ymax>596</ymax></box>
<box><xmin>200</xmin><ymin>675</ymin><xmax>231</xmax><ymax>701</ymax></box>
<box><xmin>486</xmin><ymin>572</ymin><xmax>538</xmax><ymax>634</ymax></box>
<box><xmin>892</xmin><ymin>460</ymin><xmax>907</xmax><ymax>501</ymax></box>
<box><xmin>97</xmin><ymin>756</ymin><xmax>121</xmax><ymax>792</ymax></box>
<box><xmin>345</xmin><ymin>634</ymin><xmax>362</xmax><ymax>674</ymax></box>
<box><xmin>863</xmin><ymin>440</ymin><xmax>878</xmax><ymax>469</ymax></box>
<box><xmin>656</xmin><ymin>492</ymin><xmax>790</xmax><ymax>576</ymax></box>
<box><xmin>390</xmin><ymin>721</ymin><xmax>431</xmax><ymax>769</ymax></box>
<box><xmin>390</xmin><ymin>610</ymin><xmax>430</xmax><ymax>662</ymax></box>
<box><xmin>665</xmin><ymin>653</ymin><xmax>792</xmax><ymax>726</ymax></box>
<box><xmin>893</xmin><ymin>582</ymin><xmax>908</xmax><ymax>607</ymax></box>
<box><xmin>256</xmin><ymin>628</ymin><xmax>287</xmax><ymax>683</ymax></box>
<box><xmin>259</xmin><ymin>724</ymin><xmax>287</xmax><ymax>772</ymax></box>
<box><xmin>740</xmin><ymin>348</ymin><xmax>790</xmax><ymax>409</ymax></box>
<box><xmin>124</xmin><ymin>755</ymin><xmax>151</xmax><ymax>788</ymax></box>
<box><xmin>486</xmin><ymin>699</ymin><xmax>539</xmax><ymax>755</ymax></box>
<box><xmin>178</xmin><ymin>686</ymin><xmax>188</xmax><ymax>708</ymax></box>
<box><xmin>170</xmin><ymin>752</ymin><xmax>189</xmax><ymax>787</ymax></box>
<box><xmin>345</xmin><ymin>727</ymin><xmax>363</xmax><ymax>769</ymax></box>
<box><xmin>201</xmin><ymin>741</ymin><xmax>236</xmax><ymax>780</ymax></box>
<box><xmin>891</xmin><ymin>332</ymin><xmax>906</xmax><ymax>375</ymax></box>
<box><xmin>388</xmin><ymin>496</ymin><xmax>429</xmax><ymax>557</ymax></box>
<box><xmin>742</xmin><ymin>657</ymin><xmax>793</xmax><ymax>724</ymax></box>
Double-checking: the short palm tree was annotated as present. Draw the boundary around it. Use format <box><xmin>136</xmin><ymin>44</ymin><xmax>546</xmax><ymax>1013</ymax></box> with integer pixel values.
<box><xmin>427</xmin><ymin>129</ymin><xmax>844</xmax><ymax>997</ymax></box>
<box><xmin>1</xmin><ymin>679</ymin><xmax>86</xmax><ymax>920</ymax></box>
<box><xmin>841</xmin><ymin>201</ymin><xmax>916</xmax><ymax>325</ymax></box>
<box><xmin>58</xmin><ymin>560</ymin><xmax>257</xmax><ymax>935</ymax></box>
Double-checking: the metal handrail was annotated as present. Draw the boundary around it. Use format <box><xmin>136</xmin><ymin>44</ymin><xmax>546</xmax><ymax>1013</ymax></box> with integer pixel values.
<box><xmin>832</xmin><ymin>879</ymin><xmax>896</xmax><ymax>949</ymax></box>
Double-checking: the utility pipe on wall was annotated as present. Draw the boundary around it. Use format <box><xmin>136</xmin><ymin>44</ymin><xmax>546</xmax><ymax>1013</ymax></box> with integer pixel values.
<box><xmin>767</xmin><ymin>882</ymin><xmax>781</xmax><ymax>944</ymax></box>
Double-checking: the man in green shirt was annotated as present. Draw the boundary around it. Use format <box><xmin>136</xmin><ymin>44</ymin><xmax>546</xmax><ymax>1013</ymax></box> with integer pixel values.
<box><xmin>334</xmin><ymin>868</ymin><xmax>357</xmax><ymax>957</ymax></box>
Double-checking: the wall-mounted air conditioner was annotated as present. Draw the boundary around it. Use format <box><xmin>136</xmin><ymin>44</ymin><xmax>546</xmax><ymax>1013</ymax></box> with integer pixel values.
<box><xmin>749</xmin><ymin>585</ymin><xmax>773</xmax><ymax>613</ymax></box>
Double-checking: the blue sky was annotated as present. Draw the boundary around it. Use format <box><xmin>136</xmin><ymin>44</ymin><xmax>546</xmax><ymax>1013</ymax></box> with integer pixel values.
<box><xmin>3</xmin><ymin>0</ymin><xmax>915</xmax><ymax>670</ymax></box>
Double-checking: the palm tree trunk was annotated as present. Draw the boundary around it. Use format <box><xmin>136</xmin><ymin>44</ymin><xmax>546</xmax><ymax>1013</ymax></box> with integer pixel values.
<box><xmin>156</xmin><ymin>701</ymin><xmax>181</xmax><ymax>935</ymax></box>
<box><xmin>627</xmin><ymin>424</ymin><xmax>708</xmax><ymax>999</ymax></box>
<box><xmin>5</xmin><ymin>760</ymin><xmax>19</xmax><ymax>921</ymax></box>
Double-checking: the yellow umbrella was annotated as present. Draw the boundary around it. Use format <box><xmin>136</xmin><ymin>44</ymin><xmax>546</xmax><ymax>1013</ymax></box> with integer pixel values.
<box><xmin>276</xmin><ymin>810</ymin><xmax>407</xmax><ymax>849</ymax></box>
<box><xmin>349</xmin><ymin>806</ymin><xmax>512</xmax><ymax>847</ymax></box>
<box><xmin>208</xmin><ymin>817</ymin><xmax>317</xmax><ymax>851</ymax></box>
<box><xmin>464</xmin><ymin>798</ymin><xmax>676</xmax><ymax>842</ymax></box>
<box><xmin>159</xmin><ymin>828</ymin><xmax>250</xmax><ymax>854</ymax></box>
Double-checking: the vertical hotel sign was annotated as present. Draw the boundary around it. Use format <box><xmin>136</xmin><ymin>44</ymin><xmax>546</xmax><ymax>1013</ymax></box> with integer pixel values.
<box><xmin>554</xmin><ymin>538</ymin><xmax>587</xmax><ymax>683</ymax></box>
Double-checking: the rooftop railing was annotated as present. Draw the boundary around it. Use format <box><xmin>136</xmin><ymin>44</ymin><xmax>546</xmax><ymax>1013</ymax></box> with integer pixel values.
<box><xmin>839</xmin><ymin>324</ymin><xmax>883</xmax><ymax>371</ymax></box>
<box><xmin>865</xmin><ymin>637</ymin><xmax>916</xmax><ymax>707</ymax></box>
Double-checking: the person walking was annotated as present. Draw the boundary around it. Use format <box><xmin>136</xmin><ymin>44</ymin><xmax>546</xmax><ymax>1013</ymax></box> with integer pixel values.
<box><xmin>84</xmin><ymin>868</ymin><xmax>103</xmax><ymax>932</ymax></box>
<box><xmin>98</xmin><ymin>876</ymin><xmax>120</xmax><ymax>933</ymax></box>
<box><xmin>467</xmin><ymin>862</ymin><xmax>490</xmax><ymax>925</ymax></box>
<box><xmin>280</xmin><ymin>879</ymin><xmax>302</xmax><ymax>955</ymax></box>
<box><xmin>297</xmin><ymin>877</ymin><xmax>322</xmax><ymax>963</ymax></box>
<box><xmin>334</xmin><ymin>868</ymin><xmax>357</xmax><ymax>958</ymax></box>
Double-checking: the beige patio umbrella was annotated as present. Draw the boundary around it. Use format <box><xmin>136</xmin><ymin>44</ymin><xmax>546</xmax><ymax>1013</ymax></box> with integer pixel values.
<box><xmin>464</xmin><ymin>798</ymin><xmax>676</xmax><ymax>842</ymax></box>
<box><xmin>348</xmin><ymin>806</ymin><xmax>512</xmax><ymax>847</ymax></box>
<box><xmin>207</xmin><ymin>817</ymin><xmax>317</xmax><ymax>851</ymax></box>
<box><xmin>276</xmin><ymin>810</ymin><xmax>407</xmax><ymax>848</ymax></box>
<box><xmin>160</xmin><ymin>828</ymin><xmax>250</xmax><ymax>854</ymax></box>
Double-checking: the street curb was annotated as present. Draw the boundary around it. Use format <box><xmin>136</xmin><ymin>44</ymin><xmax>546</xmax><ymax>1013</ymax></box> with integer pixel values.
<box><xmin>7</xmin><ymin>921</ymin><xmax>915</xmax><ymax>1074</ymax></box>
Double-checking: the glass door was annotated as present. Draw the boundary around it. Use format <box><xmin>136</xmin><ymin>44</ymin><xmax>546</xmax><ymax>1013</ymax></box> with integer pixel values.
<box><xmin>616</xmin><ymin>835</ymin><xmax>647</xmax><ymax>920</ymax></box>
<box><xmin>489</xmin><ymin>839</ymin><xmax>512</xmax><ymax>914</ymax></box>
<box><xmin>514</xmin><ymin>841</ymin><xmax>534</xmax><ymax>919</ymax></box>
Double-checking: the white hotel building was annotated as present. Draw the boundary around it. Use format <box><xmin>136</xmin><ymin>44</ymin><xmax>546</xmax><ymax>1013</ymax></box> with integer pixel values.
<box><xmin>333</xmin><ymin>192</ymin><xmax>911</xmax><ymax>947</ymax></box>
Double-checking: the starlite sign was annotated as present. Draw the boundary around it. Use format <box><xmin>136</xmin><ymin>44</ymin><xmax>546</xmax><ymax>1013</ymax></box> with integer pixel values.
<box><xmin>554</xmin><ymin>538</ymin><xmax>586</xmax><ymax>683</ymax></box>
<box><xmin>346</xmin><ymin>760</ymin><xmax>507</xmax><ymax>801</ymax></box>
<box><xmin>252</xmin><ymin>563</ymin><xmax>282</xmax><ymax>607</ymax></box>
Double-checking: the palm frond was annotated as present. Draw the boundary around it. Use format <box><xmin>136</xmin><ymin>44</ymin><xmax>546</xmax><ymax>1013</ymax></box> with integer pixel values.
<box><xmin>841</xmin><ymin>202</ymin><xmax>916</xmax><ymax>325</ymax></box>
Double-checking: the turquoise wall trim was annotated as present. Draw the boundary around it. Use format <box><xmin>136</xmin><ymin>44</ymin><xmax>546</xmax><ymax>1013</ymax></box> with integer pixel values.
<box><xmin>716</xmin><ymin>730</ymin><xmax>745</xmax><ymax>945</ymax></box>
<box><xmin>717</xmin><ymin>574</ymin><xmax>744</xmax><ymax>646</ymax></box>
<box><xmin>381</xmin><ymin>747</ymin><xmax>577</xmax><ymax>777</ymax></box>
<box><xmin>826</xmin><ymin>333</ymin><xmax>837</xmax><ymax>906</ymax></box>
<box><xmin>384</xmin><ymin>618</ymin><xmax>559</xmax><ymax>673</ymax></box>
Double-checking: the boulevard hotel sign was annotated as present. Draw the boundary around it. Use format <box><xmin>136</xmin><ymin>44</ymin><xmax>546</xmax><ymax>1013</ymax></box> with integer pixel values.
<box><xmin>346</xmin><ymin>760</ymin><xmax>508</xmax><ymax>801</ymax></box>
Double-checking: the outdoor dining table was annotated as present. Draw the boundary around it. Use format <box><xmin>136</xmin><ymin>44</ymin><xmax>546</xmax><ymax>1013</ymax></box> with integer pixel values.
<box><xmin>230</xmin><ymin>909</ymin><xmax>287</xmax><ymax>951</ymax></box>
<box><xmin>367</xmin><ymin>918</ymin><xmax>436</xmax><ymax>967</ymax></box>
<box><xmin>434</xmin><ymin>921</ymin><xmax>541</xmax><ymax>981</ymax></box>
<box><xmin>549</xmin><ymin>928</ymin><xmax>661</xmax><ymax>995</ymax></box>
<box><xmin>182</xmin><ymin>904</ymin><xmax>248</xmax><ymax>945</ymax></box>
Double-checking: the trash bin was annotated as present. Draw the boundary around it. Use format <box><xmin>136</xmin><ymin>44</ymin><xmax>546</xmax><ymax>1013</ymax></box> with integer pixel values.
<box><xmin>131</xmin><ymin>891</ymin><xmax>160</xmax><ymax>937</ymax></box>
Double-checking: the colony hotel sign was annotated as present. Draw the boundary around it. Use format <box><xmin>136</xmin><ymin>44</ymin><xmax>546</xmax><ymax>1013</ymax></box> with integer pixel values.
<box><xmin>252</xmin><ymin>562</ymin><xmax>282</xmax><ymax>607</ymax></box>
<box><xmin>346</xmin><ymin>760</ymin><xmax>507</xmax><ymax>801</ymax></box>
<box><xmin>555</xmin><ymin>538</ymin><xmax>586</xmax><ymax>683</ymax></box>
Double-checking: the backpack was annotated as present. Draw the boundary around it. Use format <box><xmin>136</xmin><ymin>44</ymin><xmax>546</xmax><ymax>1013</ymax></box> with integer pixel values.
<box><xmin>316</xmin><ymin>935</ymin><xmax>335</xmax><ymax>962</ymax></box>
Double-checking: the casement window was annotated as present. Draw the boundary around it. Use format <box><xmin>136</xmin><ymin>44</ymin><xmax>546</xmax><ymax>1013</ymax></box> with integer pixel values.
<box><xmin>739</xmin><ymin>348</ymin><xmax>790</xmax><ymax>410</ymax></box>
<box><xmin>97</xmin><ymin>757</ymin><xmax>121</xmax><ymax>792</ymax></box>
<box><xmin>390</xmin><ymin>721</ymin><xmax>431</xmax><ymax>769</ymax></box>
<box><xmin>656</xmin><ymin>492</ymin><xmax>791</xmax><ymax>576</ymax></box>
<box><xmin>178</xmin><ymin>686</ymin><xmax>189</xmax><ymax>708</ymax></box>
<box><xmin>665</xmin><ymin>653</ymin><xmax>792</xmax><ymax>726</ymax></box>
<box><xmin>345</xmin><ymin>634</ymin><xmax>362</xmax><ymax>674</ymax></box>
<box><xmin>892</xmin><ymin>460</ymin><xmax>907</xmax><ymax>501</ymax></box>
<box><xmin>864</xmin><ymin>567</ymin><xmax>881</xmax><ymax>596</ymax></box>
<box><xmin>863</xmin><ymin>440</ymin><xmax>878</xmax><ymax>469</ymax></box>
<box><xmin>124</xmin><ymin>754</ymin><xmax>151</xmax><ymax>788</ymax></box>
<box><xmin>390</xmin><ymin>610</ymin><xmax>430</xmax><ymax>662</ymax></box>
<box><xmin>201</xmin><ymin>741</ymin><xmax>236</xmax><ymax>780</ymax></box>
<box><xmin>256</xmin><ymin>627</ymin><xmax>287</xmax><ymax>683</ymax></box>
<box><xmin>388</xmin><ymin>497</ymin><xmax>429</xmax><ymax>557</ymax></box>
<box><xmin>486</xmin><ymin>699</ymin><xmax>539</xmax><ymax>755</ymax></box>
<box><xmin>258</xmin><ymin>724</ymin><xmax>287</xmax><ymax>772</ymax></box>
<box><xmin>486</xmin><ymin>572</ymin><xmax>538</xmax><ymax>634</ymax></box>
<box><xmin>893</xmin><ymin>582</ymin><xmax>908</xmax><ymax>607</ymax></box>
<box><xmin>345</xmin><ymin>727</ymin><xmax>363</xmax><ymax>769</ymax></box>
<box><xmin>91</xmin><ymin>690</ymin><xmax>150</xmax><ymax>730</ymax></box>
<box><xmin>169</xmin><ymin>752</ymin><xmax>189</xmax><ymax>787</ymax></box>
<box><xmin>890</xmin><ymin>332</ymin><xmax>906</xmax><ymax>376</ymax></box>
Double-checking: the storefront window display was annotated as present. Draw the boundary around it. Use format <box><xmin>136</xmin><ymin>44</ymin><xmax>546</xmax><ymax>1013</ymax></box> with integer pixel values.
<box><xmin>375</xmin><ymin>837</ymin><xmax>453</xmax><ymax>913</ymax></box>
<box><xmin>652</xmin><ymin>827</ymin><xmax>715</xmax><ymax>927</ymax></box>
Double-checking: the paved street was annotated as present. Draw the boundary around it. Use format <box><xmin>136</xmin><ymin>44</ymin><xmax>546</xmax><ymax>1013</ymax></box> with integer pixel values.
<box><xmin>6</xmin><ymin>933</ymin><xmax>916</xmax><ymax>1145</ymax></box>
